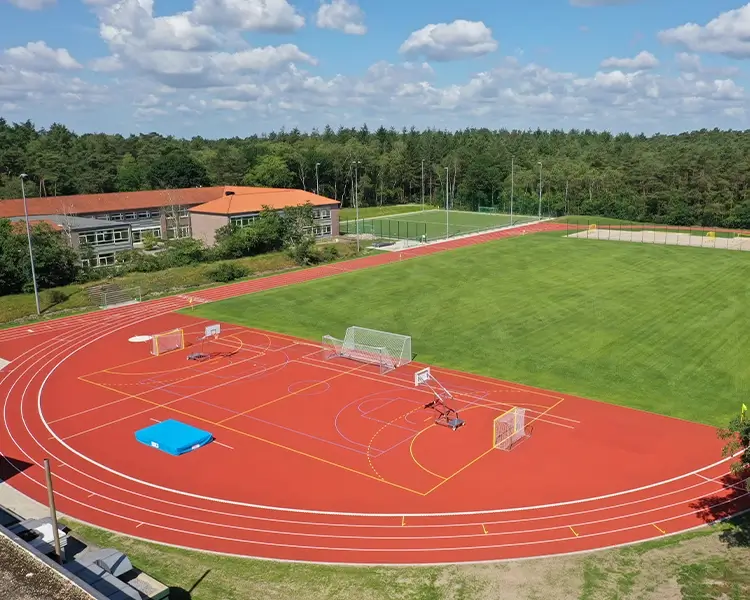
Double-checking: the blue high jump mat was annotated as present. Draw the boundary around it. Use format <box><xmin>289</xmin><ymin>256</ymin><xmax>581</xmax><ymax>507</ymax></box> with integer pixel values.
<box><xmin>135</xmin><ymin>419</ymin><xmax>213</xmax><ymax>456</ymax></box>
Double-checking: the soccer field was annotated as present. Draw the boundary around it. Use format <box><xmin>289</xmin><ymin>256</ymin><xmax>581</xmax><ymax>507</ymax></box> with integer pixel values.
<box><xmin>339</xmin><ymin>208</ymin><xmax>537</xmax><ymax>241</ymax></box>
<box><xmin>189</xmin><ymin>234</ymin><xmax>750</xmax><ymax>426</ymax></box>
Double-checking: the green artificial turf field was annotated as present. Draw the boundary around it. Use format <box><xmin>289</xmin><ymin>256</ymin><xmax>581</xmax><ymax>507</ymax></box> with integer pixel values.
<box><xmin>188</xmin><ymin>234</ymin><xmax>750</xmax><ymax>426</ymax></box>
<box><xmin>339</xmin><ymin>208</ymin><xmax>537</xmax><ymax>241</ymax></box>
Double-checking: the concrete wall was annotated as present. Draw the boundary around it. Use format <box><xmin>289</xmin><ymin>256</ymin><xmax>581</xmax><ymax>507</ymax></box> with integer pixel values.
<box><xmin>190</xmin><ymin>212</ymin><xmax>229</xmax><ymax>246</ymax></box>
<box><xmin>330</xmin><ymin>206</ymin><xmax>340</xmax><ymax>236</ymax></box>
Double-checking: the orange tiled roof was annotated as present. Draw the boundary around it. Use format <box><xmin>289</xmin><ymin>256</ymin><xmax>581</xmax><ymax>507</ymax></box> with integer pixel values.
<box><xmin>0</xmin><ymin>186</ymin><xmax>268</xmax><ymax>218</ymax></box>
<box><xmin>189</xmin><ymin>189</ymin><xmax>339</xmax><ymax>216</ymax></box>
<box><xmin>10</xmin><ymin>219</ymin><xmax>63</xmax><ymax>233</ymax></box>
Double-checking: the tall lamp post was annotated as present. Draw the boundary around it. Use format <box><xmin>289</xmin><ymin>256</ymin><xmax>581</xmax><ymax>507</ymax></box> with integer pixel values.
<box><xmin>537</xmin><ymin>161</ymin><xmax>543</xmax><ymax>220</ymax></box>
<box><xmin>315</xmin><ymin>162</ymin><xmax>320</xmax><ymax>195</ymax></box>
<box><xmin>421</xmin><ymin>159</ymin><xmax>425</xmax><ymax>210</ymax></box>
<box><xmin>353</xmin><ymin>160</ymin><xmax>361</xmax><ymax>252</ymax></box>
<box><xmin>510</xmin><ymin>155</ymin><xmax>515</xmax><ymax>226</ymax></box>
<box><xmin>20</xmin><ymin>174</ymin><xmax>40</xmax><ymax>315</ymax></box>
<box><xmin>445</xmin><ymin>166</ymin><xmax>449</xmax><ymax>239</ymax></box>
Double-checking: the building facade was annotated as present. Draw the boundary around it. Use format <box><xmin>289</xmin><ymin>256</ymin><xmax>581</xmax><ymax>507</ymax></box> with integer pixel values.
<box><xmin>189</xmin><ymin>189</ymin><xmax>340</xmax><ymax>246</ymax></box>
<box><xmin>0</xmin><ymin>186</ymin><xmax>340</xmax><ymax>266</ymax></box>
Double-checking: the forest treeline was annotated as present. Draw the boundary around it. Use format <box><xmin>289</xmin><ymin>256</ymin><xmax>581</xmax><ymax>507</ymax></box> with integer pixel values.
<box><xmin>2</xmin><ymin>118</ymin><xmax>750</xmax><ymax>227</ymax></box>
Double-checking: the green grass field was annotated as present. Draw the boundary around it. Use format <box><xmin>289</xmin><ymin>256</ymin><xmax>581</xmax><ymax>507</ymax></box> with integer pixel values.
<box><xmin>340</xmin><ymin>208</ymin><xmax>538</xmax><ymax>241</ymax></box>
<box><xmin>190</xmin><ymin>233</ymin><xmax>750</xmax><ymax>426</ymax></box>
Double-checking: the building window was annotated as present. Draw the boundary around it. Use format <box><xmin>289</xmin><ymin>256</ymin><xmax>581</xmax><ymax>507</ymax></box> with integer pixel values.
<box><xmin>137</xmin><ymin>211</ymin><xmax>151</xmax><ymax>219</ymax></box>
<box><xmin>132</xmin><ymin>227</ymin><xmax>162</xmax><ymax>243</ymax></box>
<box><xmin>96</xmin><ymin>253</ymin><xmax>115</xmax><ymax>267</ymax></box>
<box><xmin>124</xmin><ymin>212</ymin><xmax>138</xmax><ymax>220</ymax></box>
<box><xmin>109</xmin><ymin>213</ymin><xmax>124</xmax><ymax>221</ymax></box>
<box><xmin>113</xmin><ymin>229</ymin><xmax>130</xmax><ymax>243</ymax></box>
<box><xmin>230</xmin><ymin>215</ymin><xmax>259</xmax><ymax>228</ymax></box>
<box><xmin>79</xmin><ymin>227</ymin><xmax>130</xmax><ymax>246</ymax></box>
<box><xmin>314</xmin><ymin>225</ymin><xmax>332</xmax><ymax>237</ymax></box>
<box><xmin>80</xmin><ymin>258</ymin><xmax>90</xmax><ymax>267</ymax></box>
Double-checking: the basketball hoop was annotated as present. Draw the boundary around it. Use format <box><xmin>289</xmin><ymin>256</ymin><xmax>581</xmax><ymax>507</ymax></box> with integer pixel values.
<box><xmin>188</xmin><ymin>324</ymin><xmax>221</xmax><ymax>361</ymax></box>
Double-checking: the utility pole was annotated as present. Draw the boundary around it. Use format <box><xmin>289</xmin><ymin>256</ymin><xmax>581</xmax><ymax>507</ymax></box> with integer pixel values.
<box><xmin>315</xmin><ymin>162</ymin><xmax>320</xmax><ymax>195</ymax></box>
<box><xmin>20</xmin><ymin>174</ymin><xmax>40</xmax><ymax>315</ymax></box>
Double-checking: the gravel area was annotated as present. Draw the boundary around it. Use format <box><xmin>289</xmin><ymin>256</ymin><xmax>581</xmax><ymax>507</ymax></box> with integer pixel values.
<box><xmin>568</xmin><ymin>228</ymin><xmax>750</xmax><ymax>250</ymax></box>
<box><xmin>0</xmin><ymin>533</ymin><xmax>93</xmax><ymax>600</ymax></box>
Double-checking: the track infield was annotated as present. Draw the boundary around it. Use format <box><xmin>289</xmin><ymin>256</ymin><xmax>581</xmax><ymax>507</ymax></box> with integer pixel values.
<box><xmin>0</xmin><ymin>221</ymin><xmax>746</xmax><ymax>565</ymax></box>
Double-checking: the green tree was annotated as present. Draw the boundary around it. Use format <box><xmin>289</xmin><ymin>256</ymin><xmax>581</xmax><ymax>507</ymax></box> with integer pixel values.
<box><xmin>242</xmin><ymin>154</ymin><xmax>294</xmax><ymax>188</ymax></box>
<box><xmin>116</xmin><ymin>153</ymin><xmax>145</xmax><ymax>191</ymax></box>
<box><xmin>719</xmin><ymin>410</ymin><xmax>750</xmax><ymax>490</ymax></box>
<box><xmin>147</xmin><ymin>150</ymin><xmax>210</xmax><ymax>189</ymax></box>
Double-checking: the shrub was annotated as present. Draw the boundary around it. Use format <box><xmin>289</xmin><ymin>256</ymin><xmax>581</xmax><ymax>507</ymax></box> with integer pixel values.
<box><xmin>206</xmin><ymin>262</ymin><xmax>249</xmax><ymax>283</ymax></box>
<box><xmin>318</xmin><ymin>245</ymin><xmax>339</xmax><ymax>263</ymax></box>
<box><xmin>48</xmin><ymin>289</ymin><xmax>69</xmax><ymax>305</ymax></box>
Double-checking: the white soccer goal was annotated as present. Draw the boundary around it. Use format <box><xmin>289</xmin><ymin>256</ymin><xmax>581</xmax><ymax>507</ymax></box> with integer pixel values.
<box><xmin>322</xmin><ymin>326</ymin><xmax>411</xmax><ymax>374</ymax></box>
<box><xmin>151</xmin><ymin>328</ymin><xmax>185</xmax><ymax>356</ymax></box>
<box><xmin>493</xmin><ymin>407</ymin><xmax>527</xmax><ymax>451</ymax></box>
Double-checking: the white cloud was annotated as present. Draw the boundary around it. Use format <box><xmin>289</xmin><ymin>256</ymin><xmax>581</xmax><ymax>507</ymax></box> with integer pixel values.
<box><xmin>190</xmin><ymin>0</ymin><xmax>304</xmax><ymax>32</ymax></box>
<box><xmin>399</xmin><ymin>20</ymin><xmax>498</xmax><ymax>61</ymax></box>
<box><xmin>316</xmin><ymin>0</ymin><xmax>366</xmax><ymax>35</ymax></box>
<box><xmin>6</xmin><ymin>0</ymin><xmax>56</xmax><ymax>9</ymax></box>
<box><xmin>658</xmin><ymin>3</ymin><xmax>750</xmax><ymax>58</ymax></box>
<box><xmin>601</xmin><ymin>50</ymin><xmax>658</xmax><ymax>70</ymax></box>
<box><xmin>89</xmin><ymin>55</ymin><xmax>123</xmax><ymax>72</ymax></box>
<box><xmin>2</xmin><ymin>41</ymin><xmax>81</xmax><ymax>71</ymax></box>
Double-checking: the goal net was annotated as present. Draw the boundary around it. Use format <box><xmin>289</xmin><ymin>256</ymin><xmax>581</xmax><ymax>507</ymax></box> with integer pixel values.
<box><xmin>151</xmin><ymin>328</ymin><xmax>185</xmax><ymax>356</ymax></box>
<box><xmin>322</xmin><ymin>326</ymin><xmax>411</xmax><ymax>374</ymax></box>
<box><xmin>493</xmin><ymin>407</ymin><xmax>527</xmax><ymax>451</ymax></box>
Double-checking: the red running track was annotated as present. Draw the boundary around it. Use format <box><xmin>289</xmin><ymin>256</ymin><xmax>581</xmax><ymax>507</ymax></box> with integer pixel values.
<box><xmin>0</xmin><ymin>222</ymin><xmax>746</xmax><ymax>565</ymax></box>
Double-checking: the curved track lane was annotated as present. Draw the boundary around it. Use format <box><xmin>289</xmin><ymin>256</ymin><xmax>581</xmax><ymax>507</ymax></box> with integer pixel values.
<box><xmin>1</xmin><ymin>223</ymin><xmax>746</xmax><ymax>564</ymax></box>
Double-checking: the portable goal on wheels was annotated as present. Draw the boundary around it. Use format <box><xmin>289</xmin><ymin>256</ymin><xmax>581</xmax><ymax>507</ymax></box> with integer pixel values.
<box><xmin>493</xmin><ymin>407</ymin><xmax>527</xmax><ymax>450</ymax></box>
<box><xmin>322</xmin><ymin>326</ymin><xmax>411</xmax><ymax>374</ymax></box>
<box><xmin>188</xmin><ymin>324</ymin><xmax>220</xmax><ymax>361</ymax></box>
<box><xmin>151</xmin><ymin>328</ymin><xmax>185</xmax><ymax>356</ymax></box>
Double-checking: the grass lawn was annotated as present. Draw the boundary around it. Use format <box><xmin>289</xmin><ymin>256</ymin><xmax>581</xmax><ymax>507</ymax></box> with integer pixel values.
<box><xmin>189</xmin><ymin>233</ymin><xmax>750</xmax><ymax>426</ymax></box>
<box><xmin>338</xmin><ymin>204</ymin><xmax>438</xmax><ymax>220</ymax></box>
<box><xmin>63</xmin><ymin>516</ymin><xmax>750</xmax><ymax>600</ymax></box>
<box><xmin>340</xmin><ymin>209</ymin><xmax>538</xmax><ymax>241</ymax></box>
<box><xmin>0</xmin><ymin>242</ymin><xmax>363</xmax><ymax>327</ymax></box>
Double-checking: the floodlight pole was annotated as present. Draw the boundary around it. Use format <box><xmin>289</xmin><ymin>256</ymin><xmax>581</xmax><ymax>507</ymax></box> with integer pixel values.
<box><xmin>510</xmin><ymin>155</ymin><xmax>514</xmax><ymax>226</ymax></box>
<box><xmin>315</xmin><ymin>162</ymin><xmax>320</xmax><ymax>195</ymax></box>
<box><xmin>20</xmin><ymin>174</ymin><xmax>40</xmax><ymax>315</ymax></box>
<box><xmin>445</xmin><ymin>166</ymin><xmax>449</xmax><ymax>239</ymax></box>
<box><xmin>421</xmin><ymin>159</ymin><xmax>425</xmax><ymax>210</ymax></box>
<box><xmin>355</xmin><ymin>161</ymin><xmax>360</xmax><ymax>250</ymax></box>
<box><xmin>537</xmin><ymin>161</ymin><xmax>543</xmax><ymax>220</ymax></box>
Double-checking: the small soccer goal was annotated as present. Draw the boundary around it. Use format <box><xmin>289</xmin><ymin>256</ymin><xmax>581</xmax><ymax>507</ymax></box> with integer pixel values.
<box><xmin>322</xmin><ymin>326</ymin><xmax>411</xmax><ymax>374</ymax></box>
<box><xmin>493</xmin><ymin>407</ymin><xmax>528</xmax><ymax>451</ymax></box>
<box><xmin>151</xmin><ymin>328</ymin><xmax>185</xmax><ymax>356</ymax></box>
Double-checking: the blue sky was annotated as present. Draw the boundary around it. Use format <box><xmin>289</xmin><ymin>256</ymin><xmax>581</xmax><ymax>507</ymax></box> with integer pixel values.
<box><xmin>1</xmin><ymin>0</ymin><xmax>749</xmax><ymax>137</ymax></box>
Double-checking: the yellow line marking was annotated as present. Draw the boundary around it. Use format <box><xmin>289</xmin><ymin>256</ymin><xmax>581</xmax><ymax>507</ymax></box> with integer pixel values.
<box><xmin>401</xmin><ymin>516</ymin><xmax>406</xmax><ymax>526</ymax></box>
<box><xmin>407</xmin><ymin>422</ymin><xmax>447</xmax><ymax>481</ymax></box>
<box><xmin>482</xmin><ymin>523</ymin><xmax>488</xmax><ymax>534</ymax></box>
<box><xmin>652</xmin><ymin>523</ymin><xmax>667</xmax><ymax>535</ymax></box>
<box><xmin>424</xmin><ymin>397</ymin><xmax>565</xmax><ymax>495</ymax></box>
<box><xmin>61</xmin><ymin>351</ymin><xmax>265</xmax><ymax>427</ymax></box>
<box><xmin>569</xmin><ymin>526</ymin><xmax>579</xmax><ymax>537</ymax></box>
<box><xmin>81</xmin><ymin>318</ymin><xmax>215</xmax><ymax>377</ymax></box>
<box><xmin>77</xmin><ymin>377</ymin><xmax>425</xmax><ymax>496</ymax></box>
<box><xmin>218</xmin><ymin>362</ymin><xmax>369</xmax><ymax>424</ymax></box>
